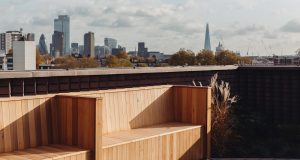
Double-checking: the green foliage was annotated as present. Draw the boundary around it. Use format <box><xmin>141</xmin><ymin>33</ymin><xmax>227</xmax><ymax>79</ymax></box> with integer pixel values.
<box><xmin>169</xmin><ymin>49</ymin><xmax>196</xmax><ymax>66</ymax></box>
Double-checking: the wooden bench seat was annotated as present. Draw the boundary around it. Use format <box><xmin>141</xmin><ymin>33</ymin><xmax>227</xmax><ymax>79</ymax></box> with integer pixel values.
<box><xmin>0</xmin><ymin>85</ymin><xmax>211</xmax><ymax>160</ymax></box>
<box><xmin>102</xmin><ymin>122</ymin><xmax>202</xmax><ymax>148</ymax></box>
<box><xmin>102</xmin><ymin>123</ymin><xmax>204</xmax><ymax>160</ymax></box>
<box><xmin>0</xmin><ymin>145</ymin><xmax>90</xmax><ymax>160</ymax></box>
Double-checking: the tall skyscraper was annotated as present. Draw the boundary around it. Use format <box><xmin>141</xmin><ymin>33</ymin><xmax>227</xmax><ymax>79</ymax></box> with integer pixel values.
<box><xmin>71</xmin><ymin>43</ymin><xmax>79</xmax><ymax>54</ymax></box>
<box><xmin>51</xmin><ymin>31</ymin><xmax>64</xmax><ymax>57</ymax></box>
<box><xmin>26</xmin><ymin>33</ymin><xmax>35</xmax><ymax>41</ymax></box>
<box><xmin>84</xmin><ymin>32</ymin><xmax>95</xmax><ymax>57</ymax></box>
<box><xmin>204</xmin><ymin>23</ymin><xmax>211</xmax><ymax>51</ymax></box>
<box><xmin>39</xmin><ymin>34</ymin><xmax>48</xmax><ymax>55</ymax></box>
<box><xmin>54</xmin><ymin>15</ymin><xmax>70</xmax><ymax>55</ymax></box>
<box><xmin>138</xmin><ymin>42</ymin><xmax>148</xmax><ymax>57</ymax></box>
<box><xmin>95</xmin><ymin>45</ymin><xmax>110</xmax><ymax>59</ymax></box>
<box><xmin>79</xmin><ymin>45</ymin><xmax>84</xmax><ymax>55</ymax></box>
<box><xmin>112</xmin><ymin>45</ymin><xmax>126</xmax><ymax>55</ymax></box>
<box><xmin>0</xmin><ymin>30</ymin><xmax>22</xmax><ymax>54</ymax></box>
<box><xmin>104</xmin><ymin>38</ymin><xmax>117</xmax><ymax>49</ymax></box>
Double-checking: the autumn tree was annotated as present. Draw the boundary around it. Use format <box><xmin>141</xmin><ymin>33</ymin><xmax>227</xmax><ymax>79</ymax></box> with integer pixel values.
<box><xmin>53</xmin><ymin>56</ymin><xmax>78</xmax><ymax>69</ymax></box>
<box><xmin>78</xmin><ymin>57</ymin><xmax>99</xmax><ymax>68</ymax></box>
<box><xmin>169</xmin><ymin>49</ymin><xmax>196</xmax><ymax>66</ymax></box>
<box><xmin>130</xmin><ymin>56</ymin><xmax>145</xmax><ymax>63</ymax></box>
<box><xmin>239</xmin><ymin>57</ymin><xmax>252</xmax><ymax>64</ymax></box>
<box><xmin>196</xmin><ymin>49</ymin><xmax>216</xmax><ymax>65</ymax></box>
<box><xmin>215</xmin><ymin>50</ymin><xmax>239</xmax><ymax>65</ymax></box>
<box><xmin>106</xmin><ymin>55</ymin><xmax>132</xmax><ymax>68</ymax></box>
<box><xmin>41</xmin><ymin>54</ymin><xmax>53</xmax><ymax>64</ymax></box>
<box><xmin>36</xmin><ymin>48</ymin><xmax>42</xmax><ymax>69</ymax></box>
<box><xmin>116</xmin><ymin>51</ymin><xmax>129</xmax><ymax>60</ymax></box>
<box><xmin>8</xmin><ymin>49</ymin><xmax>13</xmax><ymax>55</ymax></box>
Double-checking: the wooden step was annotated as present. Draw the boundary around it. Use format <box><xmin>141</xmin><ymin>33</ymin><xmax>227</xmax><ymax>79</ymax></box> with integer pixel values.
<box><xmin>102</xmin><ymin>122</ymin><xmax>204</xmax><ymax>160</ymax></box>
<box><xmin>0</xmin><ymin>145</ymin><xmax>90</xmax><ymax>160</ymax></box>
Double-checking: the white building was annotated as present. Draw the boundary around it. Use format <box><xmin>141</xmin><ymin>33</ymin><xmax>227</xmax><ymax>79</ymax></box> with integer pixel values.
<box><xmin>13</xmin><ymin>41</ymin><xmax>36</xmax><ymax>71</ymax></box>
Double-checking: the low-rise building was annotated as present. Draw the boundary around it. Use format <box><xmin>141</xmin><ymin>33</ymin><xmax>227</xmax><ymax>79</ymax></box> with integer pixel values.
<box><xmin>273</xmin><ymin>55</ymin><xmax>300</xmax><ymax>65</ymax></box>
<box><xmin>13</xmin><ymin>41</ymin><xmax>36</xmax><ymax>70</ymax></box>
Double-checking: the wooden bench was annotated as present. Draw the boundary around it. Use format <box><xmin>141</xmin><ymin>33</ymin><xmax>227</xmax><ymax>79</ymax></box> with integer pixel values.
<box><xmin>76</xmin><ymin>85</ymin><xmax>211</xmax><ymax>160</ymax></box>
<box><xmin>0</xmin><ymin>85</ymin><xmax>211</xmax><ymax>160</ymax></box>
<box><xmin>0</xmin><ymin>145</ymin><xmax>90</xmax><ymax>160</ymax></box>
<box><xmin>0</xmin><ymin>95</ymin><xmax>102</xmax><ymax>160</ymax></box>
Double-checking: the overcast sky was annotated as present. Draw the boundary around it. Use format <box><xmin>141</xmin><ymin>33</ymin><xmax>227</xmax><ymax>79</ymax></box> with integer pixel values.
<box><xmin>1</xmin><ymin>0</ymin><xmax>300</xmax><ymax>56</ymax></box>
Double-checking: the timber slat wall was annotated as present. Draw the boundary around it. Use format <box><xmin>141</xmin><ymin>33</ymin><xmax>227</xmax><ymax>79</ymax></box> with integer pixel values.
<box><xmin>0</xmin><ymin>96</ymin><xmax>54</xmax><ymax>153</ymax></box>
<box><xmin>54</xmin><ymin>96</ymin><xmax>102</xmax><ymax>159</ymax></box>
<box><xmin>76</xmin><ymin>86</ymin><xmax>174</xmax><ymax>134</ymax></box>
<box><xmin>174</xmin><ymin>86</ymin><xmax>212</xmax><ymax>157</ymax></box>
<box><xmin>0</xmin><ymin>95</ymin><xmax>101</xmax><ymax>160</ymax></box>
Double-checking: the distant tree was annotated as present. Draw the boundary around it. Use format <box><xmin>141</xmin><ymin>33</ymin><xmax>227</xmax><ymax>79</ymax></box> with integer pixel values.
<box><xmin>106</xmin><ymin>55</ymin><xmax>119</xmax><ymax>67</ymax></box>
<box><xmin>239</xmin><ymin>57</ymin><xmax>252</xmax><ymax>64</ymax></box>
<box><xmin>53</xmin><ymin>56</ymin><xmax>78</xmax><ymax>69</ymax></box>
<box><xmin>196</xmin><ymin>49</ymin><xmax>216</xmax><ymax>65</ymax></box>
<box><xmin>36</xmin><ymin>48</ymin><xmax>42</xmax><ymax>69</ymax></box>
<box><xmin>41</xmin><ymin>54</ymin><xmax>53</xmax><ymax>64</ymax></box>
<box><xmin>130</xmin><ymin>56</ymin><xmax>146</xmax><ymax>63</ymax></box>
<box><xmin>146</xmin><ymin>57</ymin><xmax>156</xmax><ymax>64</ymax></box>
<box><xmin>169</xmin><ymin>49</ymin><xmax>196</xmax><ymax>66</ymax></box>
<box><xmin>137</xmin><ymin>63</ymin><xmax>148</xmax><ymax>67</ymax></box>
<box><xmin>8</xmin><ymin>49</ymin><xmax>13</xmax><ymax>55</ymax></box>
<box><xmin>106</xmin><ymin>55</ymin><xmax>132</xmax><ymax>68</ymax></box>
<box><xmin>116</xmin><ymin>51</ymin><xmax>129</xmax><ymax>60</ymax></box>
<box><xmin>78</xmin><ymin>57</ymin><xmax>99</xmax><ymax>68</ymax></box>
<box><xmin>215</xmin><ymin>50</ymin><xmax>239</xmax><ymax>65</ymax></box>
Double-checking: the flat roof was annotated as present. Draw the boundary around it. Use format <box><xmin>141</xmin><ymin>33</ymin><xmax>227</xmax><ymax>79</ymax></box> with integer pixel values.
<box><xmin>239</xmin><ymin>65</ymin><xmax>300</xmax><ymax>70</ymax></box>
<box><xmin>0</xmin><ymin>65</ymin><xmax>238</xmax><ymax>79</ymax></box>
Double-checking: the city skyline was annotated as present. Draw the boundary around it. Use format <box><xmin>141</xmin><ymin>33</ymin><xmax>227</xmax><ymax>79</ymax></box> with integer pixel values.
<box><xmin>1</xmin><ymin>0</ymin><xmax>300</xmax><ymax>55</ymax></box>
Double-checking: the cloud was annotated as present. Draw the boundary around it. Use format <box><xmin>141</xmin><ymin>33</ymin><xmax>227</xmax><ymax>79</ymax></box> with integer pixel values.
<box><xmin>160</xmin><ymin>19</ymin><xmax>202</xmax><ymax>35</ymax></box>
<box><xmin>32</xmin><ymin>17</ymin><xmax>51</xmax><ymax>26</ymax></box>
<box><xmin>280</xmin><ymin>20</ymin><xmax>300</xmax><ymax>33</ymax></box>
<box><xmin>235</xmin><ymin>25</ymin><xmax>265</xmax><ymax>35</ymax></box>
<box><xmin>213</xmin><ymin>24</ymin><xmax>265</xmax><ymax>39</ymax></box>
<box><xmin>263</xmin><ymin>31</ymin><xmax>278</xmax><ymax>39</ymax></box>
<box><xmin>89</xmin><ymin>17</ymin><xmax>134</xmax><ymax>28</ymax></box>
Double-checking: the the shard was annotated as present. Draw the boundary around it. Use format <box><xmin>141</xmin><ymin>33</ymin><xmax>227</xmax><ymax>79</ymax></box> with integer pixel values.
<box><xmin>204</xmin><ymin>23</ymin><xmax>211</xmax><ymax>51</ymax></box>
